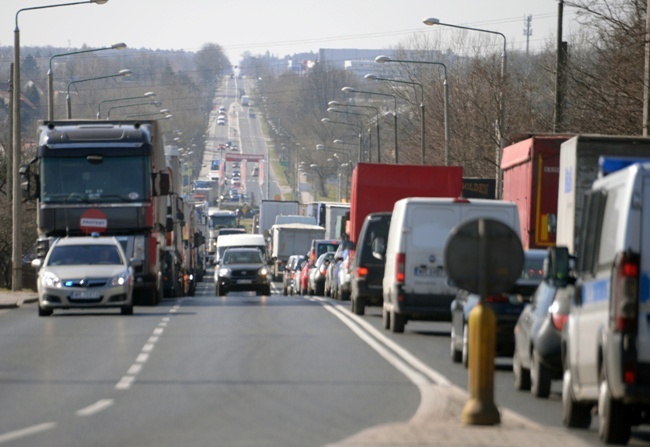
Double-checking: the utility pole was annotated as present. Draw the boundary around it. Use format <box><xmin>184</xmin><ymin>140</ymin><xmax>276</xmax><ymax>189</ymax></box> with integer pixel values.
<box><xmin>554</xmin><ymin>0</ymin><xmax>568</xmax><ymax>132</ymax></box>
<box><xmin>643</xmin><ymin>0</ymin><xmax>650</xmax><ymax>137</ymax></box>
<box><xmin>523</xmin><ymin>15</ymin><xmax>533</xmax><ymax>57</ymax></box>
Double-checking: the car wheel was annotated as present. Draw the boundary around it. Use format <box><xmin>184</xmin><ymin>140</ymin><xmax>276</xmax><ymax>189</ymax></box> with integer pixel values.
<box><xmin>38</xmin><ymin>305</ymin><xmax>53</xmax><ymax>317</ymax></box>
<box><xmin>352</xmin><ymin>295</ymin><xmax>365</xmax><ymax>316</ymax></box>
<box><xmin>462</xmin><ymin>324</ymin><xmax>469</xmax><ymax>369</ymax></box>
<box><xmin>450</xmin><ymin>325</ymin><xmax>462</xmax><ymax>363</ymax></box>
<box><xmin>513</xmin><ymin>349</ymin><xmax>531</xmax><ymax>391</ymax></box>
<box><xmin>264</xmin><ymin>286</ymin><xmax>271</xmax><ymax>296</ymax></box>
<box><xmin>382</xmin><ymin>306</ymin><xmax>390</xmax><ymax>329</ymax></box>
<box><xmin>598</xmin><ymin>365</ymin><xmax>631</xmax><ymax>444</ymax></box>
<box><xmin>389</xmin><ymin>309</ymin><xmax>405</xmax><ymax>333</ymax></box>
<box><xmin>562</xmin><ymin>368</ymin><xmax>592</xmax><ymax>428</ymax></box>
<box><xmin>121</xmin><ymin>305</ymin><xmax>134</xmax><ymax>315</ymax></box>
<box><xmin>531</xmin><ymin>352</ymin><xmax>552</xmax><ymax>398</ymax></box>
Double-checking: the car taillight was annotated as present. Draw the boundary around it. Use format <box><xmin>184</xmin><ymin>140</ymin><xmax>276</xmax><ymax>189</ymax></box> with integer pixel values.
<box><xmin>356</xmin><ymin>266</ymin><xmax>369</xmax><ymax>278</ymax></box>
<box><xmin>612</xmin><ymin>251</ymin><xmax>639</xmax><ymax>333</ymax></box>
<box><xmin>486</xmin><ymin>295</ymin><xmax>508</xmax><ymax>303</ymax></box>
<box><xmin>549</xmin><ymin>300</ymin><xmax>568</xmax><ymax>331</ymax></box>
<box><xmin>320</xmin><ymin>265</ymin><xmax>327</xmax><ymax>275</ymax></box>
<box><xmin>395</xmin><ymin>253</ymin><xmax>405</xmax><ymax>284</ymax></box>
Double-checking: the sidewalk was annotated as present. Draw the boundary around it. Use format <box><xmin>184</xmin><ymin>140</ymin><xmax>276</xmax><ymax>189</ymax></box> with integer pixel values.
<box><xmin>0</xmin><ymin>289</ymin><xmax>38</xmax><ymax>309</ymax></box>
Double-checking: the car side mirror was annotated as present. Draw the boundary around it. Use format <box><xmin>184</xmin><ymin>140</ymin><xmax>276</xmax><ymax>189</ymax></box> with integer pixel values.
<box><xmin>31</xmin><ymin>258</ymin><xmax>42</xmax><ymax>269</ymax></box>
<box><xmin>129</xmin><ymin>258</ymin><xmax>143</xmax><ymax>268</ymax></box>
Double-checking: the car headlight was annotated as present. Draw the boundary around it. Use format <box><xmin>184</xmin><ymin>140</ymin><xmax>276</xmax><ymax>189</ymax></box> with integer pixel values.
<box><xmin>218</xmin><ymin>268</ymin><xmax>231</xmax><ymax>278</ymax></box>
<box><xmin>109</xmin><ymin>271</ymin><xmax>130</xmax><ymax>287</ymax></box>
<box><xmin>258</xmin><ymin>266</ymin><xmax>270</xmax><ymax>277</ymax></box>
<box><xmin>43</xmin><ymin>271</ymin><xmax>61</xmax><ymax>288</ymax></box>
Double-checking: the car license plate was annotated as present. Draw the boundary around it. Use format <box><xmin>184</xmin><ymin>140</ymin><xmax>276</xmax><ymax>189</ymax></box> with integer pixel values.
<box><xmin>71</xmin><ymin>290</ymin><xmax>101</xmax><ymax>299</ymax></box>
<box><xmin>237</xmin><ymin>279</ymin><xmax>253</xmax><ymax>284</ymax></box>
<box><xmin>414</xmin><ymin>267</ymin><xmax>442</xmax><ymax>277</ymax></box>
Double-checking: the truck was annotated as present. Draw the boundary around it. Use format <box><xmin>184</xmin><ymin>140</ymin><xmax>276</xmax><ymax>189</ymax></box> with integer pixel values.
<box><xmin>207</xmin><ymin>208</ymin><xmax>239</xmax><ymax>263</ymax></box>
<box><xmin>305</xmin><ymin>201</ymin><xmax>350</xmax><ymax>240</ymax></box>
<box><xmin>500</xmin><ymin>135</ymin><xmax>570</xmax><ymax>249</ymax></box>
<box><xmin>347</xmin><ymin>163</ymin><xmax>463</xmax><ymax>245</ymax></box>
<box><xmin>557</xmin><ymin>134</ymin><xmax>650</xmax><ymax>254</ymax></box>
<box><xmin>256</xmin><ymin>200</ymin><xmax>299</xmax><ymax>237</ymax></box>
<box><xmin>21</xmin><ymin>120</ymin><xmax>170</xmax><ymax>305</ymax></box>
<box><xmin>270</xmin><ymin>223</ymin><xmax>325</xmax><ymax>281</ymax></box>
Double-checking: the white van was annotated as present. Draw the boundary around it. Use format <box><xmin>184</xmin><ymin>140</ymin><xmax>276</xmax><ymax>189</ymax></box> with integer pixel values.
<box><xmin>215</xmin><ymin>234</ymin><xmax>267</xmax><ymax>265</ymax></box>
<box><xmin>562</xmin><ymin>159</ymin><xmax>650</xmax><ymax>444</ymax></box>
<box><xmin>382</xmin><ymin>197</ymin><xmax>520</xmax><ymax>333</ymax></box>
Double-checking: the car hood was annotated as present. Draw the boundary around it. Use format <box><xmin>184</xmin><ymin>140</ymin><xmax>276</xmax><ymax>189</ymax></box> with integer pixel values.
<box><xmin>219</xmin><ymin>263</ymin><xmax>265</xmax><ymax>270</ymax></box>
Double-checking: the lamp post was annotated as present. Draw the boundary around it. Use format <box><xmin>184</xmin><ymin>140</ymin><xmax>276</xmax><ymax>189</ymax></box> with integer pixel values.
<box><xmin>48</xmin><ymin>42</ymin><xmax>126</xmax><ymax>120</ymax></box>
<box><xmin>321</xmin><ymin>117</ymin><xmax>362</xmax><ymax>162</ymax></box>
<box><xmin>342</xmin><ymin>86</ymin><xmax>399</xmax><ymax>164</ymax></box>
<box><xmin>66</xmin><ymin>69</ymin><xmax>132</xmax><ymax>118</ymax></box>
<box><xmin>365</xmin><ymin>73</ymin><xmax>426</xmax><ymax>164</ymax></box>
<box><xmin>423</xmin><ymin>17</ymin><xmax>506</xmax><ymax>195</ymax></box>
<box><xmin>97</xmin><ymin>91</ymin><xmax>155</xmax><ymax>119</ymax></box>
<box><xmin>326</xmin><ymin>107</ymin><xmax>367</xmax><ymax>162</ymax></box>
<box><xmin>375</xmin><ymin>56</ymin><xmax>450</xmax><ymax>166</ymax></box>
<box><xmin>12</xmin><ymin>0</ymin><xmax>108</xmax><ymax>291</ymax></box>
<box><xmin>316</xmin><ymin>145</ymin><xmax>352</xmax><ymax>201</ymax></box>
<box><xmin>106</xmin><ymin>100</ymin><xmax>162</xmax><ymax>119</ymax></box>
<box><xmin>329</xmin><ymin>100</ymin><xmax>380</xmax><ymax>163</ymax></box>
<box><xmin>125</xmin><ymin>109</ymin><xmax>173</xmax><ymax>119</ymax></box>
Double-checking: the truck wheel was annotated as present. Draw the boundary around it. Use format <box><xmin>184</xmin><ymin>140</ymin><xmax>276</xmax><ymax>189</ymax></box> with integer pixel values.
<box><xmin>390</xmin><ymin>309</ymin><xmax>405</xmax><ymax>333</ymax></box>
<box><xmin>513</xmin><ymin>350</ymin><xmax>531</xmax><ymax>391</ymax></box>
<box><xmin>531</xmin><ymin>353</ymin><xmax>551</xmax><ymax>398</ymax></box>
<box><xmin>598</xmin><ymin>365</ymin><xmax>631</xmax><ymax>444</ymax></box>
<box><xmin>121</xmin><ymin>305</ymin><xmax>134</xmax><ymax>315</ymax></box>
<box><xmin>562</xmin><ymin>368</ymin><xmax>592</xmax><ymax>428</ymax></box>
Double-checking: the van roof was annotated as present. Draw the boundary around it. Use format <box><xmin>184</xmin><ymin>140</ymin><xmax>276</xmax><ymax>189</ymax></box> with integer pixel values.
<box><xmin>217</xmin><ymin>234</ymin><xmax>265</xmax><ymax>246</ymax></box>
<box><xmin>394</xmin><ymin>197</ymin><xmax>516</xmax><ymax>207</ymax></box>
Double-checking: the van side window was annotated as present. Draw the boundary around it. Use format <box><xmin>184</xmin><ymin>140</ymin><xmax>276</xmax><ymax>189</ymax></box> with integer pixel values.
<box><xmin>576</xmin><ymin>190</ymin><xmax>607</xmax><ymax>276</ymax></box>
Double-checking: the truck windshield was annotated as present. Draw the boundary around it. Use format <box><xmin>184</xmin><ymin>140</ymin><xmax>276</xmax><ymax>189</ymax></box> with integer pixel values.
<box><xmin>40</xmin><ymin>156</ymin><xmax>150</xmax><ymax>203</ymax></box>
<box><xmin>209</xmin><ymin>214</ymin><xmax>237</xmax><ymax>228</ymax></box>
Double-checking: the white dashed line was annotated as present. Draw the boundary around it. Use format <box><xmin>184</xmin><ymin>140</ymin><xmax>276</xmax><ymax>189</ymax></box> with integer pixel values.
<box><xmin>76</xmin><ymin>399</ymin><xmax>114</xmax><ymax>417</ymax></box>
<box><xmin>0</xmin><ymin>422</ymin><xmax>56</xmax><ymax>444</ymax></box>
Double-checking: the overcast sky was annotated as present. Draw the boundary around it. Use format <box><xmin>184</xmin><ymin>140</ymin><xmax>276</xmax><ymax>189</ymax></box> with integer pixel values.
<box><xmin>3</xmin><ymin>0</ymin><xmax>572</xmax><ymax>64</ymax></box>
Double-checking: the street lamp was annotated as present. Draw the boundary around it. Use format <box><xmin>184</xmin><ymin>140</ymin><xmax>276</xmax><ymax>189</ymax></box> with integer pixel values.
<box><xmin>423</xmin><ymin>17</ymin><xmax>506</xmax><ymax>196</ymax></box>
<box><xmin>97</xmin><ymin>91</ymin><xmax>156</xmax><ymax>119</ymax></box>
<box><xmin>375</xmin><ymin>56</ymin><xmax>450</xmax><ymax>166</ymax></box>
<box><xmin>326</xmin><ymin>107</ymin><xmax>368</xmax><ymax>163</ymax></box>
<box><xmin>321</xmin><ymin>117</ymin><xmax>362</xmax><ymax>161</ymax></box>
<box><xmin>66</xmin><ymin>69</ymin><xmax>132</xmax><ymax>118</ymax></box>
<box><xmin>12</xmin><ymin>0</ymin><xmax>108</xmax><ymax>291</ymax></box>
<box><xmin>365</xmin><ymin>73</ymin><xmax>426</xmax><ymax>164</ymax></box>
<box><xmin>48</xmin><ymin>42</ymin><xmax>126</xmax><ymax>120</ymax></box>
<box><xmin>126</xmin><ymin>109</ymin><xmax>173</xmax><ymax>119</ymax></box>
<box><xmin>329</xmin><ymin>100</ymin><xmax>381</xmax><ymax>163</ymax></box>
<box><xmin>106</xmin><ymin>100</ymin><xmax>162</xmax><ymax>119</ymax></box>
<box><xmin>342</xmin><ymin>86</ymin><xmax>399</xmax><ymax>164</ymax></box>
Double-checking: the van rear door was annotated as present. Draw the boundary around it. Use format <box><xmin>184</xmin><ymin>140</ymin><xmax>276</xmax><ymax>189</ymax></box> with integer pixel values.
<box><xmin>638</xmin><ymin>167</ymin><xmax>650</xmax><ymax>361</ymax></box>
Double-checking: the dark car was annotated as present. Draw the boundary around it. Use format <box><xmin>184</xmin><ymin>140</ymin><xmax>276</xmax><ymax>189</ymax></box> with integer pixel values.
<box><xmin>214</xmin><ymin>247</ymin><xmax>271</xmax><ymax>296</ymax></box>
<box><xmin>350</xmin><ymin>212</ymin><xmax>391</xmax><ymax>315</ymax></box>
<box><xmin>450</xmin><ymin>249</ymin><xmax>546</xmax><ymax>368</ymax></box>
<box><xmin>513</xmin><ymin>249</ymin><xmax>573</xmax><ymax>397</ymax></box>
<box><xmin>308</xmin><ymin>252</ymin><xmax>335</xmax><ymax>296</ymax></box>
<box><xmin>308</xmin><ymin>239</ymin><xmax>340</xmax><ymax>268</ymax></box>
<box><xmin>282</xmin><ymin>254</ymin><xmax>305</xmax><ymax>296</ymax></box>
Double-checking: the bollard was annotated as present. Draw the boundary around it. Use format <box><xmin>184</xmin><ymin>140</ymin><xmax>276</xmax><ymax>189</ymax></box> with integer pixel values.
<box><xmin>461</xmin><ymin>301</ymin><xmax>501</xmax><ymax>425</ymax></box>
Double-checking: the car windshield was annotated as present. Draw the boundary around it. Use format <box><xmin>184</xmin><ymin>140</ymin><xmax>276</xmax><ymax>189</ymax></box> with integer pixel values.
<box><xmin>47</xmin><ymin>244</ymin><xmax>123</xmax><ymax>266</ymax></box>
<box><xmin>223</xmin><ymin>250</ymin><xmax>262</xmax><ymax>265</ymax></box>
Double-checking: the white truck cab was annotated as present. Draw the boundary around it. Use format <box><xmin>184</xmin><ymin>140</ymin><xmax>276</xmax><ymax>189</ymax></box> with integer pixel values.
<box><xmin>562</xmin><ymin>158</ymin><xmax>650</xmax><ymax>444</ymax></box>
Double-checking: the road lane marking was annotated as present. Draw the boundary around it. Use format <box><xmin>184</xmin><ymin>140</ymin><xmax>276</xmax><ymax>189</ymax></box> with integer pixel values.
<box><xmin>115</xmin><ymin>375</ymin><xmax>135</xmax><ymax>390</ymax></box>
<box><xmin>76</xmin><ymin>399</ymin><xmax>114</xmax><ymax>417</ymax></box>
<box><xmin>0</xmin><ymin>422</ymin><xmax>56</xmax><ymax>444</ymax></box>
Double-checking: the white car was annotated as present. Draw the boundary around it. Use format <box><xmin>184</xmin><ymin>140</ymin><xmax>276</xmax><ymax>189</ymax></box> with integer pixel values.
<box><xmin>32</xmin><ymin>235</ymin><xmax>136</xmax><ymax>316</ymax></box>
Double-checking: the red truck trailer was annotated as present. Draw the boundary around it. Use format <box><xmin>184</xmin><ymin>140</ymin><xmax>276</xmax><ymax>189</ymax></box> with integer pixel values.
<box><xmin>348</xmin><ymin>163</ymin><xmax>463</xmax><ymax>244</ymax></box>
<box><xmin>500</xmin><ymin>135</ymin><xmax>571</xmax><ymax>249</ymax></box>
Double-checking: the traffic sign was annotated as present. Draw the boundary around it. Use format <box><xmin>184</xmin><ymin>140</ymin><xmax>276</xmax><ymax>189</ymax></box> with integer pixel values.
<box><xmin>444</xmin><ymin>218</ymin><xmax>523</xmax><ymax>296</ymax></box>
<box><xmin>79</xmin><ymin>208</ymin><xmax>108</xmax><ymax>234</ymax></box>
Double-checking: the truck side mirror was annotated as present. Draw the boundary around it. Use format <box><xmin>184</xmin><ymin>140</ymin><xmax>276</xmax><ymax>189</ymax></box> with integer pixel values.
<box><xmin>19</xmin><ymin>164</ymin><xmax>38</xmax><ymax>200</ymax></box>
<box><xmin>547</xmin><ymin>213</ymin><xmax>557</xmax><ymax>235</ymax></box>
<box><xmin>166</xmin><ymin>217</ymin><xmax>173</xmax><ymax>232</ymax></box>
<box><xmin>155</xmin><ymin>171</ymin><xmax>170</xmax><ymax>196</ymax></box>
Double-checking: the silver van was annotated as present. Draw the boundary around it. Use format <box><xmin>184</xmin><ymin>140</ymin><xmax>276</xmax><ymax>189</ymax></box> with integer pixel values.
<box><xmin>382</xmin><ymin>197</ymin><xmax>520</xmax><ymax>333</ymax></box>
